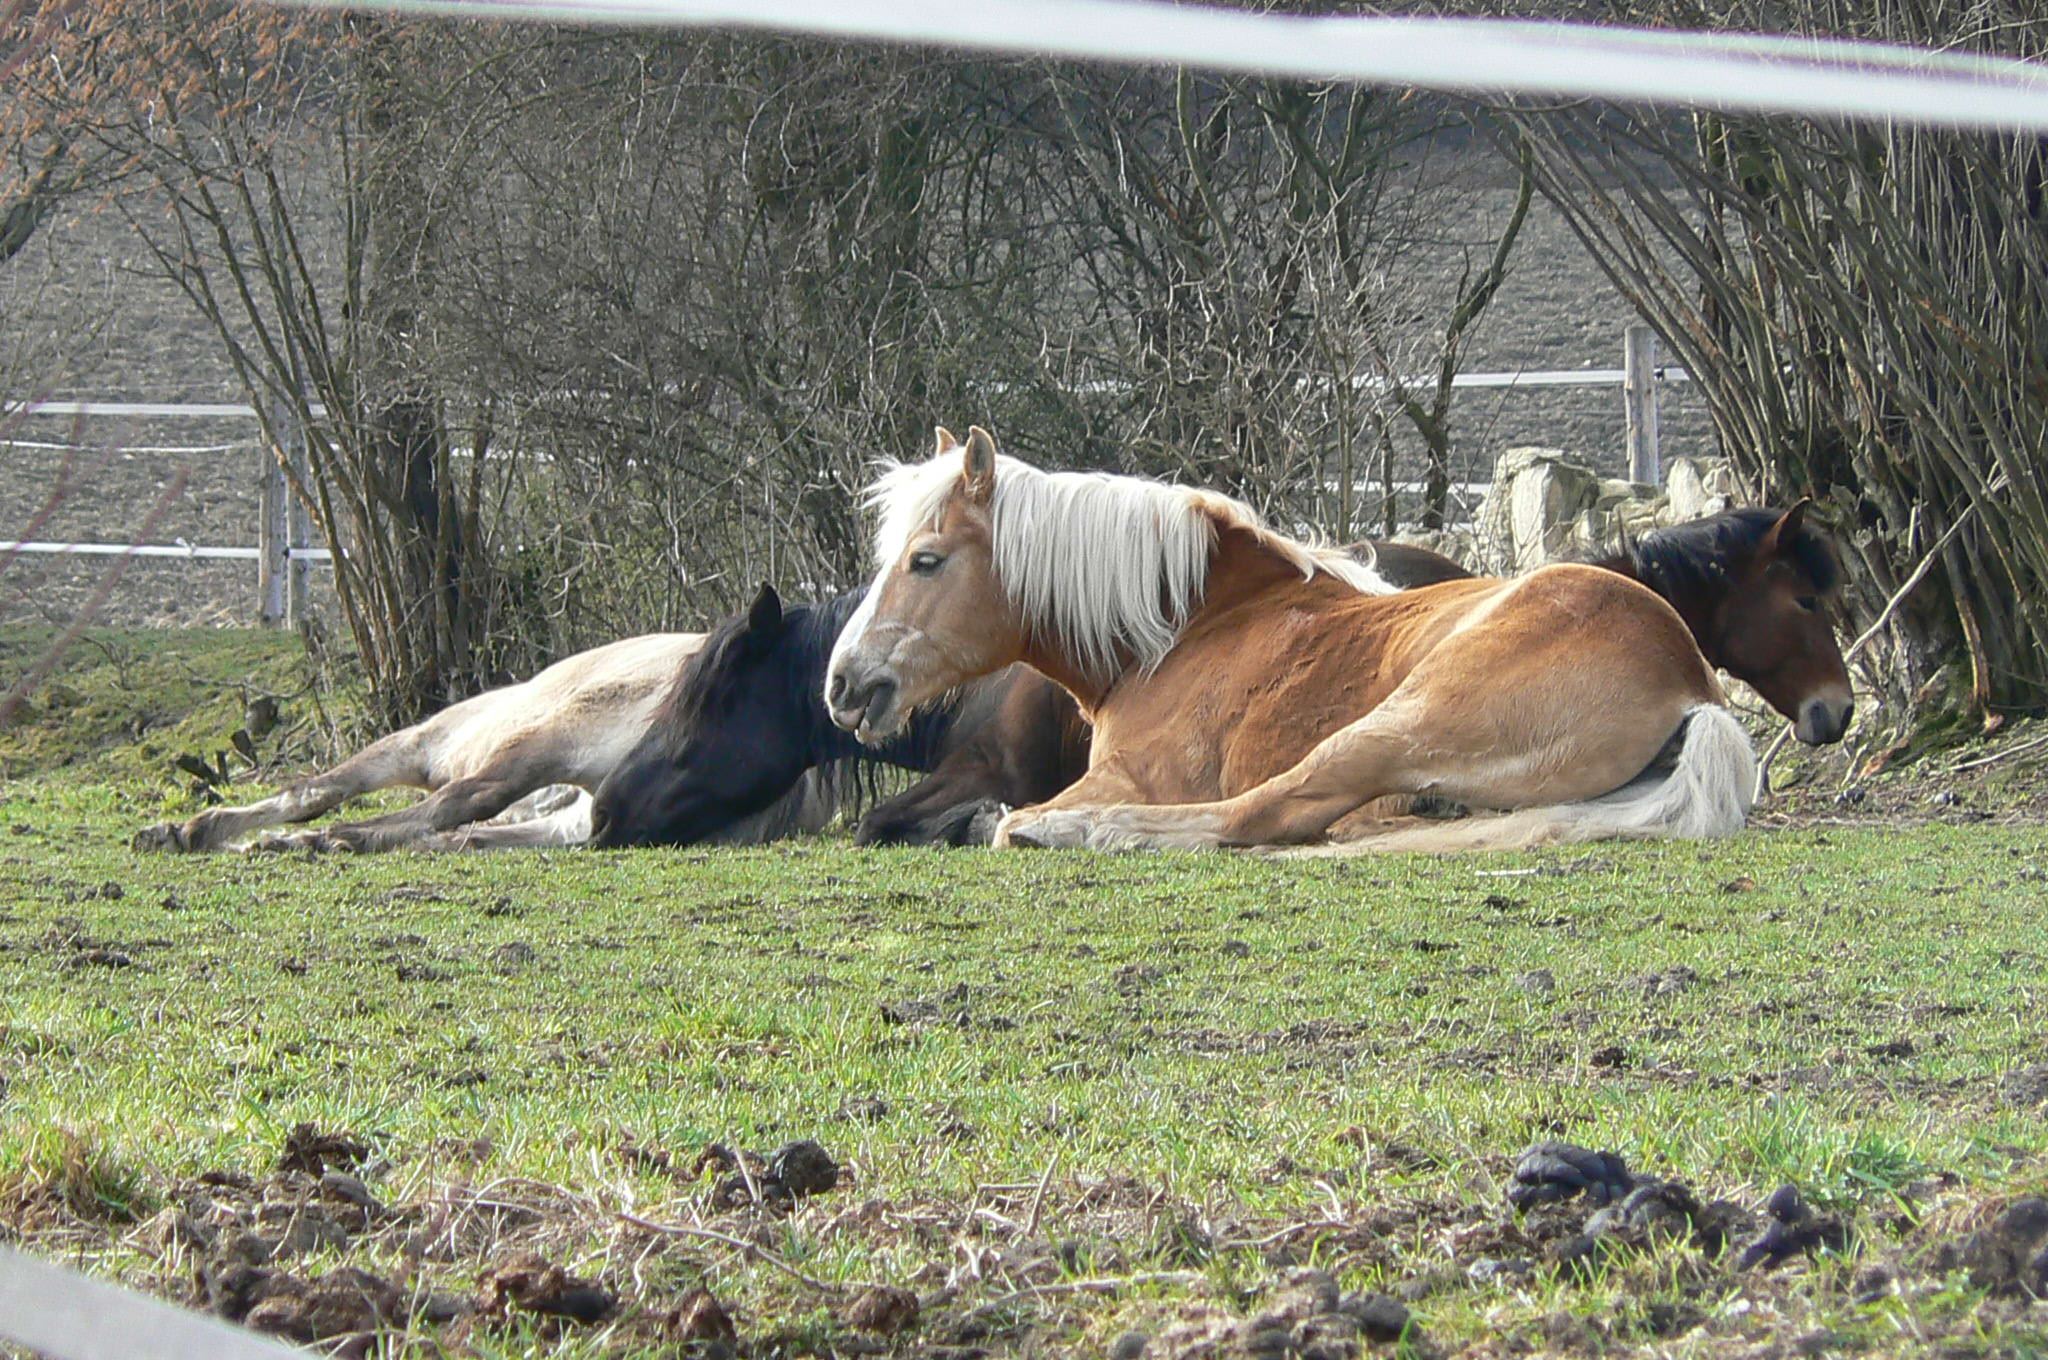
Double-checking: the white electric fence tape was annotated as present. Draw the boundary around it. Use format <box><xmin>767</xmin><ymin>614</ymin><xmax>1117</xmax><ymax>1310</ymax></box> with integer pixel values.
<box><xmin>0</xmin><ymin>1245</ymin><xmax>301</xmax><ymax>1360</ymax></box>
<box><xmin>285</xmin><ymin>0</ymin><xmax>2048</xmax><ymax>132</ymax></box>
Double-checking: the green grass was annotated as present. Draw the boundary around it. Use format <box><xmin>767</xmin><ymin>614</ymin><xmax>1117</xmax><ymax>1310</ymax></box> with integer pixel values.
<box><xmin>2</xmin><ymin>629</ymin><xmax>2047</xmax><ymax>1357</ymax></box>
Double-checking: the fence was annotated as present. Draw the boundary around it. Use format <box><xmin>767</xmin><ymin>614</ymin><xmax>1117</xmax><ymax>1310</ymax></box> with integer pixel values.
<box><xmin>1</xmin><ymin>325</ymin><xmax>1687</xmax><ymax>625</ymax></box>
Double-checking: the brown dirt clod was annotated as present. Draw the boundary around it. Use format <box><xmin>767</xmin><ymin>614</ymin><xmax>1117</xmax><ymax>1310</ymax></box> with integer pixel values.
<box><xmin>842</xmin><ymin>1283</ymin><xmax>920</xmax><ymax>1335</ymax></box>
<box><xmin>277</xmin><ymin>1123</ymin><xmax>369</xmax><ymax>1176</ymax></box>
<box><xmin>478</xmin><ymin>1250</ymin><xmax>616</xmax><ymax>1324</ymax></box>
<box><xmin>666</xmin><ymin>1285</ymin><xmax>739</xmax><ymax>1342</ymax></box>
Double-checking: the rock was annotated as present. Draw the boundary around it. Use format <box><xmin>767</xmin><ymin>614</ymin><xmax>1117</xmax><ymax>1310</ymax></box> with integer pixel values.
<box><xmin>477</xmin><ymin>1252</ymin><xmax>615</xmax><ymax>1324</ymax></box>
<box><xmin>277</xmin><ymin>1124</ymin><xmax>368</xmax><ymax>1175</ymax></box>
<box><xmin>2001</xmin><ymin>1064</ymin><xmax>2048</xmax><ymax>1110</ymax></box>
<box><xmin>1483</xmin><ymin>448</ymin><xmax>1603</xmax><ymax>573</ymax></box>
<box><xmin>1948</xmin><ymin>1196</ymin><xmax>2048</xmax><ymax>1297</ymax></box>
<box><xmin>318</xmin><ymin>1171</ymin><xmax>378</xmax><ymax>1210</ymax></box>
<box><xmin>1341</xmin><ymin>1291</ymin><xmax>1411</xmax><ymax>1342</ymax></box>
<box><xmin>1109</xmin><ymin>1331</ymin><xmax>1150</xmax><ymax>1360</ymax></box>
<box><xmin>667</xmin><ymin>1286</ymin><xmax>737</xmax><ymax>1343</ymax></box>
<box><xmin>1583</xmin><ymin>1179</ymin><xmax>1701</xmax><ymax>1243</ymax></box>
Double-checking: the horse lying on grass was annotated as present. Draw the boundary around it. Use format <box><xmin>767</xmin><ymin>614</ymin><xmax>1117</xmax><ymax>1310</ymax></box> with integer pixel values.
<box><xmin>601</xmin><ymin>483</ymin><xmax>1850</xmax><ymax>849</ymax></box>
<box><xmin>128</xmin><ymin>633</ymin><xmax>758</xmax><ymax>853</ymax></box>
<box><xmin>587</xmin><ymin>585</ymin><xmax>1091</xmax><ymax>848</ymax></box>
<box><xmin>824</xmin><ymin>426</ymin><xmax>1759</xmax><ymax>853</ymax></box>
<box><xmin>129</xmin><ymin>594</ymin><xmax>1087</xmax><ymax>854</ymax></box>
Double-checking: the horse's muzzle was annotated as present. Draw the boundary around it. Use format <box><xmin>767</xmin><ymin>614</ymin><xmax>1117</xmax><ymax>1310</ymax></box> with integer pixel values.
<box><xmin>1795</xmin><ymin>695</ymin><xmax>1853</xmax><ymax>746</ymax></box>
<box><xmin>827</xmin><ymin>669</ymin><xmax>899</xmax><ymax>742</ymax></box>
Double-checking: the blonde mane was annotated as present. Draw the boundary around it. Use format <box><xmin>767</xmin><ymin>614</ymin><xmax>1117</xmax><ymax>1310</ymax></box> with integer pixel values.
<box><xmin>863</xmin><ymin>447</ymin><xmax>1393</xmax><ymax>688</ymax></box>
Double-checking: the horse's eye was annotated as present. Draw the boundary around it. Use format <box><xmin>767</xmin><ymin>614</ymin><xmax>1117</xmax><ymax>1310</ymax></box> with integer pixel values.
<box><xmin>909</xmin><ymin>551</ymin><xmax>945</xmax><ymax>576</ymax></box>
<box><xmin>1796</xmin><ymin>596</ymin><xmax>1821</xmax><ymax>613</ymax></box>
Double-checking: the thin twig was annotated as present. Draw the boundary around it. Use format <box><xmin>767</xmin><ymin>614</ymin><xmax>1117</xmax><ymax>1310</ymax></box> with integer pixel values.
<box><xmin>1948</xmin><ymin>731</ymin><xmax>2048</xmax><ymax>774</ymax></box>
<box><xmin>969</xmin><ymin>1270</ymin><xmax>1206</xmax><ymax>1316</ymax></box>
<box><xmin>614</xmin><ymin>1211</ymin><xmax>854</xmax><ymax>1297</ymax></box>
<box><xmin>1023</xmin><ymin>1153</ymin><xmax>1060</xmax><ymax>1240</ymax></box>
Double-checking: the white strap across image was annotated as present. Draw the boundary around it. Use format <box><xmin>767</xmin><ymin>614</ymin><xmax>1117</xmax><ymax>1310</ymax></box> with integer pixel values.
<box><xmin>0</xmin><ymin>1246</ymin><xmax>299</xmax><ymax>1360</ymax></box>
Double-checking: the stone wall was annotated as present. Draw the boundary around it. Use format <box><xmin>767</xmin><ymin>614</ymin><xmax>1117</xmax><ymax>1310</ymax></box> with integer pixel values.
<box><xmin>1397</xmin><ymin>447</ymin><xmax>1742</xmax><ymax>573</ymax></box>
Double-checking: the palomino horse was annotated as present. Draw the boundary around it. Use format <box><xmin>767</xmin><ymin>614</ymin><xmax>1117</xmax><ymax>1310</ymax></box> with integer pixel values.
<box><xmin>1358</xmin><ymin>507</ymin><xmax>1853</xmax><ymax>745</ymax></box>
<box><xmin>129</xmin><ymin>632</ymin><xmax>833</xmax><ymax>853</ymax></box>
<box><xmin>589</xmin><ymin>584</ymin><xmax>1091</xmax><ymax>847</ymax></box>
<box><xmin>825</xmin><ymin>427</ymin><xmax>1756</xmax><ymax>853</ymax></box>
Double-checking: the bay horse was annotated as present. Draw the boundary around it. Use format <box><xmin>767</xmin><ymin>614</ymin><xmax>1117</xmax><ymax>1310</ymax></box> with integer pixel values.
<box><xmin>129</xmin><ymin>632</ymin><xmax>835</xmax><ymax>854</ymax></box>
<box><xmin>588</xmin><ymin>585</ymin><xmax>1091</xmax><ymax>847</ymax></box>
<box><xmin>1357</xmin><ymin>508</ymin><xmax>1853</xmax><ymax>745</ymax></box>
<box><xmin>824</xmin><ymin>427</ymin><xmax>1756</xmax><ymax>854</ymax></box>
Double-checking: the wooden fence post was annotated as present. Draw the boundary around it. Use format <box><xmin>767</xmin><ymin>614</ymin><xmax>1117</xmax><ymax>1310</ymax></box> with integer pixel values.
<box><xmin>1623</xmin><ymin>322</ymin><xmax>1661</xmax><ymax>486</ymax></box>
<box><xmin>256</xmin><ymin>399</ymin><xmax>313</xmax><ymax>627</ymax></box>
<box><xmin>282</xmin><ymin>405</ymin><xmax>312</xmax><ymax>626</ymax></box>
<box><xmin>256</xmin><ymin>432</ymin><xmax>287</xmax><ymax>628</ymax></box>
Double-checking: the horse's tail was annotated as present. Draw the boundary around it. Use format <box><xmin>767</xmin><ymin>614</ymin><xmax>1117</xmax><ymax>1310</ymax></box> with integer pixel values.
<box><xmin>1326</xmin><ymin>704</ymin><xmax>1756</xmax><ymax>854</ymax></box>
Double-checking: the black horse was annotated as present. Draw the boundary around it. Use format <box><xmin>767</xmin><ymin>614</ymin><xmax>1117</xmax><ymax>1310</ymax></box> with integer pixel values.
<box><xmin>588</xmin><ymin>585</ymin><xmax>1090</xmax><ymax>847</ymax></box>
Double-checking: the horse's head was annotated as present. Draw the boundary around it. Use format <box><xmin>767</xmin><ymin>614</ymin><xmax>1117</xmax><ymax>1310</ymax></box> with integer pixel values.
<box><xmin>591</xmin><ymin>584</ymin><xmax>819</xmax><ymax>846</ymax></box>
<box><xmin>826</xmin><ymin>427</ymin><xmax>1026</xmax><ymax>743</ymax></box>
<box><xmin>1691</xmin><ymin>501</ymin><xmax>1854</xmax><ymax>745</ymax></box>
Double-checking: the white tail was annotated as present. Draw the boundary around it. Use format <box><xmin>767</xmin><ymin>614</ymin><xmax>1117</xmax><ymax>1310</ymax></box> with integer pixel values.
<box><xmin>1301</xmin><ymin>704</ymin><xmax>1756</xmax><ymax>855</ymax></box>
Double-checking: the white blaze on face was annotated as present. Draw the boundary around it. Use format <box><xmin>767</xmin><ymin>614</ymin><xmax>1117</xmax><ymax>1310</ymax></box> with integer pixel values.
<box><xmin>824</xmin><ymin>567</ymin><xmax>888</xmax><ymax>710</ymax></box>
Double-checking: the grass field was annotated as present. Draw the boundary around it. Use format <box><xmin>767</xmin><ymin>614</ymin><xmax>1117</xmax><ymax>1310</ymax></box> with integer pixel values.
<box><xmin>4</xmin><ymin>628</ymin><xmax>2047</xmax><ymax>1358</ymax></box>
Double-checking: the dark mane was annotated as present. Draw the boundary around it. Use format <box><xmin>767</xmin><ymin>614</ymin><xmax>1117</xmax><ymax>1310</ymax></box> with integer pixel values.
<box><xmin>661</xmin><ymin>588</ymin><xmax>865</xmax><ymax>736</ymax></box>
<box><xmin>653</xmin><ymin>587</ymin><xmax>964</xmax><ymax>771</ymax></box>
<box><xmin>1619</xmin><ymin>507</ymin><xmax>1841</xmax><ymax>599</ymax></box>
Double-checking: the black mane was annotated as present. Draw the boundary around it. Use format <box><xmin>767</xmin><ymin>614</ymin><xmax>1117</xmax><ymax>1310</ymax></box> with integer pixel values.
<box><xmin>663</xmin><ymin>589</ymin><xmax>863</xmax><ymax>736</ymax></box>
<box><xmin>1623</xmin><ymin>507</ymin><xmax>1841</xmax><ymax>600</ymax></box>
<box><xmin>656</xmin><ymin>587</ymin><xmax>961</xmax><ymax>769</ymax></box>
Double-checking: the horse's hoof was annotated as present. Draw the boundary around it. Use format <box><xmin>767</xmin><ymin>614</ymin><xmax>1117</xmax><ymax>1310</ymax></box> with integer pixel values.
<box><xmin>996</xmin><ymin>809</ymin><xmax>1088</xmax><ymax>849</ymax></box>
<box><xmin>963</xmin><ymin>801</ymin><xmax>1012</xmax><ymax>847</ymax></box>
<box><xmin>131</xmin><ymin>822</ymin><xmax>187</xmax><ymax>853</ymax></box>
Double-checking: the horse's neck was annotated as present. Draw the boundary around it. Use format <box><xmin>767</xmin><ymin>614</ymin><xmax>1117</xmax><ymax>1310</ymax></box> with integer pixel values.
<box><xmin>1595</xmin><ymin>548</ymin><xmax>1721</xmax><ymax>667</ymax></box>
<box><xmin>1015</xmin><ymin>522</ymin><xmax>1328</xmax><ymax>718</ymax></box>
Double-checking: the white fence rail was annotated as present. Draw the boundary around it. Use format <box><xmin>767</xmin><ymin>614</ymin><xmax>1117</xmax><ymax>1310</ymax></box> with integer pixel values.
<box><xmin>3</xmin><ymin>333</ymin><xmax>1689</xmax><ymax>622</ymax></box>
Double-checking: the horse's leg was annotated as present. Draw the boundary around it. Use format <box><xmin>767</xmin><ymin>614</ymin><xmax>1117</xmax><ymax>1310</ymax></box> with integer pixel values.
<box><xmin>1001</xmin><ymin>690</ymin><xmax>1698</xmax><ymax>852</ymax></box>
<box><xmin>132</xmin><ymin>728</ymin><xmax>435</xmax><ymax>853</ymax></box>
<box><xmin>408</xmin><ymin>792</ymin><xmax>595</xmax><ymax>852</ymax></box>
<box><xmin>250</xmin><ymin>771</ymin><xmax>536</xmax><ymax>854</ymax></box>
<box><xmin>1000</xmin><ymin>593</ymin><xmax>1731</xmax><ymax>852</ymax></box>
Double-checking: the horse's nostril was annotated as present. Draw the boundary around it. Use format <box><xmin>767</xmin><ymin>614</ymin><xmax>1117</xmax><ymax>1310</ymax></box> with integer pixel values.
<box><xmin>828</xmin><ymin>673</ymin><xmax>847</xmax><ymax>707</ymax></box>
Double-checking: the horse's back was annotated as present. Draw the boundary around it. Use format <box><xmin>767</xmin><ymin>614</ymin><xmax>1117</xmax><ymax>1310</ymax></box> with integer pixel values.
<box><xmin>1106</xmin><ymin>563</ymin><xmax>1712</xmax><ymax>800</ymax></box>
<box><xmin>427</xmin><ymin>632</ymin><xmax>705</xmax><ymax>785</ymax></box>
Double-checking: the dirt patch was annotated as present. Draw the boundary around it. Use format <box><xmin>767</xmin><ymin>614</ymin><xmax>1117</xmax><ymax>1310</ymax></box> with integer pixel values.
<box><xmin>1758</xmin><ymin>715</ymin><xmax>2048</xmax><ymax>829</ymax></box>
<box><xmin>12</xmin><ymin>1128</ymin><xmax>2048</xmax><ymax>1360</ymax></box>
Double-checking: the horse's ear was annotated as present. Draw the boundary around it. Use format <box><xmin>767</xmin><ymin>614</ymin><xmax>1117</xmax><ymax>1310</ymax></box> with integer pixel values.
<box><xmin>934</xmin><ymin>426</ymin><xmax>960</xmax><ymax>455</ymax></box>
<box><xmin>1763</xmin><ymin>499</ymin><xmax>1811</xmax><ymax>555</ymax></box>
<box><xmin>962</xmin><ymin>426</ymin><xmax>998</xmax><ymax>505</ymax></box>
<box><xmin>747</xmin><ymin>582</ymin><xmax>783</xmax><ymax>635</ymax></box>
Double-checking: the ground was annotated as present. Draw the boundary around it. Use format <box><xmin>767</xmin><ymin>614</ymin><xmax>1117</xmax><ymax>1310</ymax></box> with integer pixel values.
<box><xmin>3</xmin><ymin>628</ymin><xmax>2047</xmax><ymax>1359</ymax></box>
